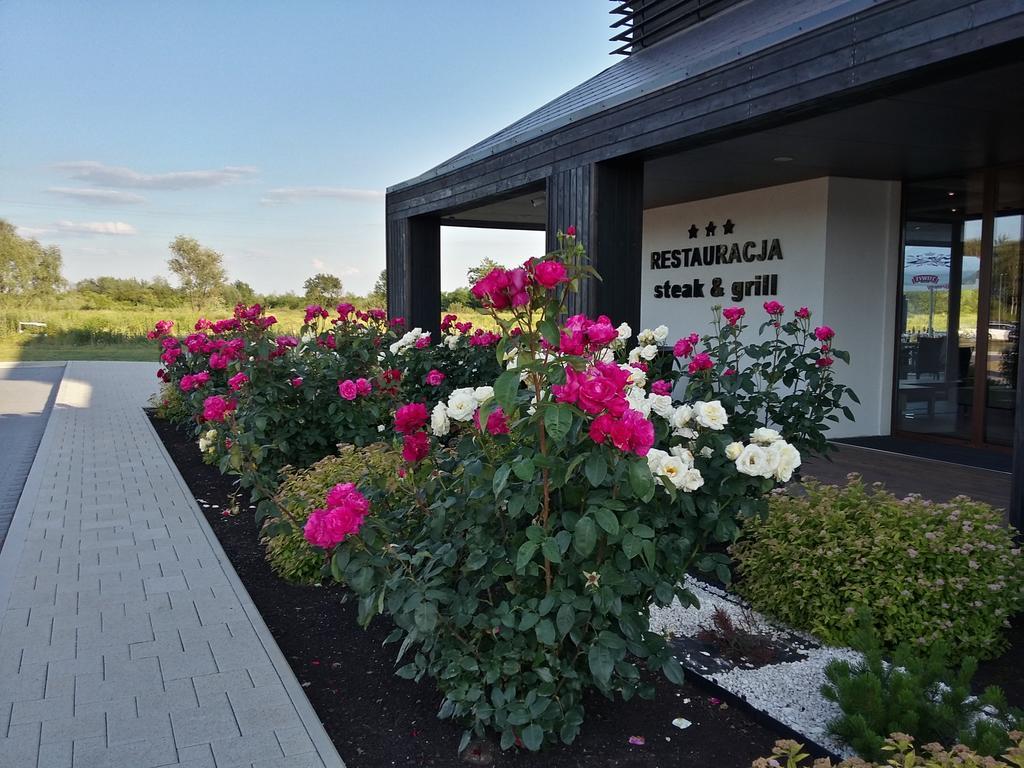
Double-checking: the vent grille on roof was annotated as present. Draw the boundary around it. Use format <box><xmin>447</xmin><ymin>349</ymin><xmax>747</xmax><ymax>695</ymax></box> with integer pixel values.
<box><xmin>610</xmin><ymin>0</ymin><xmax>747</xmax><ymax>55</ymax></box>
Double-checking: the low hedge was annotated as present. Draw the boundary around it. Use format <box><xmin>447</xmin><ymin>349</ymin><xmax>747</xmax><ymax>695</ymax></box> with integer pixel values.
<box><xmin>264</xmin><ymin>443</ymin><xmax>403</xmax><ymax>584</ymax></box>
<box><xmin>731</xmin><ymin>476</ymin><xmax>1023</xmax><ymax>659</ymax></box>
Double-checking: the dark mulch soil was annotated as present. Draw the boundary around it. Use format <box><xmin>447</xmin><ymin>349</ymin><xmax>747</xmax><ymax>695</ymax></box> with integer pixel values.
<box><xmin>150</xmin><ymin>415</ymin><xmax>815</xmax><ymax>768</ymax></box>
<box><xmin>974</xmin><ymin>618</ymin><xmax>1024</xmax><ymax>710</ymax></box>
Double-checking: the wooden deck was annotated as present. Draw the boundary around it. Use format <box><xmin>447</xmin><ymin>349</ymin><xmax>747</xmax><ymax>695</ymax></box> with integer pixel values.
<box><xmin>801</xmin><ymin>443</ymin><xmax>1011</xmax><ymax>512</ymax></box>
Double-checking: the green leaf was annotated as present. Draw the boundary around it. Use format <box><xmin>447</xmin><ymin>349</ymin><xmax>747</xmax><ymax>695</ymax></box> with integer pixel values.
<box><xmin>519</xmin><ymin>611</ymin><xmax>539</xmax><ymax>631</ymax></box>
<box><xmin>541</xmin><ymin>538</ymin><xmax>562</xmax><ymax>564</ymax></box>
<box><xmin>628</xmin><ymin>459</ymin><xmax>655</xmax><ymax>499</ymax></box>
<box><xmin>584</xmin><ymin>452</ymin><xmax>607</xmax><ymax>487</ymax></box>
<box><xmin>573</xmin><ymin>517</ymin><xmax>597</xmax><ymax>557</ymax></box>
<box><xmin>556</xmin><ymin>604</ymin><xmax>575</xmax><ymax>637</ymax></box>
<box><xmin>588</xmin><ymin>644</ymin><xmax>613</xmax><ymax>685</ymax></box>
<box><xmin>594</xmin><ymin>507</ymin><xmax>619</xmax><ymax>536</ymax></box>
<box><xmin>493</xmin><ymin>369</ymin><xmax>521</xmax><ymax>412</ymax></box>
<box><xmin>520</xmin><ymin>723</ymin><xmax>544</xmax><ymax>751</ymax></box>
<box><xmin>662</xmin><ymin>656</ymin><xmax>685</xmax><ymax>685</ymax></box>
<box><xmin>492</xmin><ymin>464</ymin><xmax>512</xmax><ymax>496</ymax></box>
<box><xmin>516</xmin><ymin>540</ymin><xmax>538</xmax><ymax>573</ymax></box>
<box><xmin>537</xmin><ymin>319</ymin><xmax>560</xmax><ymax>346</ymax></box>
<box><xmin>544</xmin><ymin>404</ymin><xmax>573</xmax><ymax>442</ymax></box>
<box><xmin>622</xmin><ymin>534</ymin><xmax>643</xmax><ymax>560</ymax></box>
<box><xmin>535</xmin><ymin>619</ymin><xmax>556</xmax><ymax>645</ymax></box>
<box><xmin>512</xmin><ymin>458</ymin><xmax>535</xmax><ymax>482</ymax></box>
<box><xmin>414</xmin><ymin>601</ymin><xmax>438</xmax><ymax>633</ymax></box>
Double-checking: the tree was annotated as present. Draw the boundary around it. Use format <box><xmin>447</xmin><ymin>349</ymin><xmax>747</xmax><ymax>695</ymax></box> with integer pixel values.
<box><xmin>167</xmin><ymin>235</ymin><xmax>227</xmax><ymax>310</ymax></box>
<box><xmin>303</xmin><ymin>273</ymin><xmax>344</xmax><ymax>307</ymax></box>
<box><xmin>0</xmin><ymin>219</ymin><xmax>65</xmax><ymax>299</ymax></box>
<box><xmin>369</xmin><ymin>269</ymin><xmax>387</xmax><ymax>307</ymax></box>
<box><xmin>466</xmin><ymin>257</ymin><xmax>501</xmax><ymax>287</ymax></box>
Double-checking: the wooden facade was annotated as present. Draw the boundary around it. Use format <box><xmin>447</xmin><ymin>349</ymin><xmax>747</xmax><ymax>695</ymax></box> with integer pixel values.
<box><xmin>385</xmin><ymin>0</ymin><xmax>1024</xmax><ymax>527</ymax></box>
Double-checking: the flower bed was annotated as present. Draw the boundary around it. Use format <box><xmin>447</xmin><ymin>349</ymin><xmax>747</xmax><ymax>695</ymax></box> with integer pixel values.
<box><xmin>147</xmin><ymin>229</ymin><xmax>859</xmax><ymax>757</ymax></box>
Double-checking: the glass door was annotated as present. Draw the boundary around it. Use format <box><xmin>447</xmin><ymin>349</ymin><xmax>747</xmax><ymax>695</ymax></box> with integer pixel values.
<box><xmin>896</xmin><ymin>167</ymin><xmax>1023</xmax><ymax>448</ymax></box>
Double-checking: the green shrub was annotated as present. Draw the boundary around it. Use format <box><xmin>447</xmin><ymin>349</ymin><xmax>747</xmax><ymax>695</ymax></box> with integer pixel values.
<box><xmin>822</xmin><ymin>613</ymin><xmax>1021</xmax><ymax>761</ymax></box>
<box><xmin>754</xmin><ymin>732</ymin><xmax>1024</xmax><ymax>767</ymax></box>
<box><xmin>731</xmin><ymin>476</ymin><xmax>1023</xmax><ymax>659</ymax></box>
<box><xmin>264</xmin><ymin>443</ymin><xmax>402</xmax><ymax>584</ymax></box>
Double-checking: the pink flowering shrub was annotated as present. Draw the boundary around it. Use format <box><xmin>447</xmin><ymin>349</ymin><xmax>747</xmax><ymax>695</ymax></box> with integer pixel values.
<box><xmin>326</xmin><ymin>230</ymin><xmax>821</xmax><ymax>753</ymax></box>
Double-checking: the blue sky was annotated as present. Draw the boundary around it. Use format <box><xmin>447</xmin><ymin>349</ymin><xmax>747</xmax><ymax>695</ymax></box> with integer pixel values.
<box><xmin>0</xmin><ymin>1</ymin><xmax>613</xmax><ymax>294</ymax></box>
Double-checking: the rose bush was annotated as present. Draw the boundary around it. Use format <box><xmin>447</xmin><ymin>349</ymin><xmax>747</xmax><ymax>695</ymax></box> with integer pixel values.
<box><xmin>308</xmin><ymin>231</ymin><xmax>852</xmax><ymax>752</ymax></box>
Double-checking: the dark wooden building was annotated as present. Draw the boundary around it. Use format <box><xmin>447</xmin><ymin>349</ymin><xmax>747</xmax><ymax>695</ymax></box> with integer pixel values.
<box><xmin>386</xmin><ymin>0</ymin><xmax>1024</xmax><ymax>527</ymax></box>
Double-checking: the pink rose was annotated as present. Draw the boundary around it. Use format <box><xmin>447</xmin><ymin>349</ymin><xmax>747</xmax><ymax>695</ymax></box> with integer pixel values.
<box><xmin>227</xmin><ymin>372</ymin><xmax>248</xmax><ymax>391</ymax></box>
<box><xmin>795</xmin><ymin>307</ymin><xmax>811</xmax><ymax>319</ymax></box>
<box><xmin>651</xmin><ymin>379</ymin><xmax>672</xmax><ymax>396</ymax></box>
<box><xmin>722</xmin><ymin>306</ymin><xmax>745</xmax><ymax>326</ymax></box>
<box><xmin>532</xmin><ymin>260</ymin><xmax>569</xmax><ymax>289</ymax></box>
<box><xmin>355</xmin><ymin>378</ymin><xmax>372</xmax><ymax>395</ymax></box>
<box><xmin>415</xmin><ymin>334</ymin><xmax>431</xmax><ymax>349</ymax></box>
<box><xmin>763</xmin><ymin>300</ymin><xmax>785</xmax><ymax>316</ymax></box>
<box><xmin>425</xmin><ymin>369</ymin><xmax>446</xmax><ymax>387</ymax></box>
<box><xmin>687</xmin><ymin>353</ymin><xmax>714</xmax><ymax>375</ymax></box>
<box><xmin>474</xmin><ymin>406</ymin><xmax>509</xmax><ymax>436</ymax></box>
<box><xmin>394</xmin><ymin>403</ymin><xmax>429</xmax><ymax>434</ymax></box>
<box><xmin>290</xmin><ymin>377</ymin><xmax>303</xmax><ymax>388</ymax></box>
<box><xmin>814</xmin><ymin>325</ymin><xmax>835</xmax><ymax>342</ymax></box>
<box><xmin>202</xmin><ymin>395</ymin><xmax>236</xmax><ymax>422</ymax></box>
<box><xmin>816</xmin><ymin>356</ymin><xmax>834</xmax><ymax>367</ymax></box>
<box><xmin>566</xmin><ymin>225</ymin><xmax>577</xmax><ymax>237</ymax></box>
<box><xmin>338</xmin><ymin>379</ymin><xmax>358</xmax><ymax>400</ymax></box>
<box><xmin>401</xmin><ymin>431</ymin><xmax>430</xmax><ymax>463</ymax></box>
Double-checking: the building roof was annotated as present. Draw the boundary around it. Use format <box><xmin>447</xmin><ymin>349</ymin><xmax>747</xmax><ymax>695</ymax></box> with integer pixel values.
<box><xmin>390</xmin><ymin>0</ymin><xmax>878</xmax><ymax>193</ymax></box>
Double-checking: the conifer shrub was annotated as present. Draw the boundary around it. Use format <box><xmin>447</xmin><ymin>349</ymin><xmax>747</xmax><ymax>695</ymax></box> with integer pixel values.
<box><xmin>264</xmin><ymin>443</ymin><xmax>402</xmax><ymax>584</ymax></box>
<box><xmin>821</xmin><ymin>613</ymin><xmax>1022</xmax><ymax>762</ymax></box>
<box><xmin>731</xmin><ymin>477</ymin><xmax>1023</xmax><ymax>659</ymax></box>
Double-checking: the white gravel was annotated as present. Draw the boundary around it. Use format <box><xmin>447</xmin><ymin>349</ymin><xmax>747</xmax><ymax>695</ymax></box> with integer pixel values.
<box><xmin>650</xmin><ymin>576</ymin><xmax>860</xmax><ymax>757</ymax></box>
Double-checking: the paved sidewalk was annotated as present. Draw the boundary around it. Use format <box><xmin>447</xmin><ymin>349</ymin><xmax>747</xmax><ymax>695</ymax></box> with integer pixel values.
<box><xmin>0</xmin><ymin>362</ymin><xmax>344</xmax><ymax>768</ymax></box>
<box><xmin>0</xmin><ymin>362</ymin><xmax>65</xmax><ymax>550</ymax></box>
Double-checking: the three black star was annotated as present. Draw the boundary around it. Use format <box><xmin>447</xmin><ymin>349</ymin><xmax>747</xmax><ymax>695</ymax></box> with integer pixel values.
<box><xmin>705</xmin><ymin>220</ymin><xmax>717</xmax><ymax>237</ymax></box>
<box><xmin>687</xmin><ymin>224</ymin><xmax>699</xmax><ymax>239</ymax></box>
<box><xmin>723</xmin><ymin>218</ymin><xmax>735</xmax><ymax>235</ymax></box>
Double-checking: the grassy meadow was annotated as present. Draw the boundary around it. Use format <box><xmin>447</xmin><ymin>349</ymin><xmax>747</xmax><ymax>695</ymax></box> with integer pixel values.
<box><xmin>0</xmin><ymin>304</ymin><xmax>500</xmax><ymax>362</ymax></box>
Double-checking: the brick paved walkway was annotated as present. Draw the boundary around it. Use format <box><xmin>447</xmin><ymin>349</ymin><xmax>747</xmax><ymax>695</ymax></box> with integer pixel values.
<box><xmin>0</xmin><ymin>362</ymin><xmax>344</xmax><ymax>768</ymax></box>
<box><xmin>0</xmin><ymin>362</ymin><xmax>64</xmax><ymax>550</ymax></box>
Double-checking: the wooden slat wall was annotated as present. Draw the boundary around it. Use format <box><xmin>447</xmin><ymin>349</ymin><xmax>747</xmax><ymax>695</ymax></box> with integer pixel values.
<box><xmin>546</xmin><ymin>166</ymin><xmax>594</xmax><ymax>316</ymax></box>
<box><xmin>386</xmin><ymin>0</ymin><xmax>1024</xmax><ymax>220</ymax></box>
<box><xmin>386</xmin><ymin>214</ymin><xmax>442</xmax><ymax>340</ymax></box>
<box><xmin>385</xmin><ymin>216</ymin><xmax>408</xmax><ymax>323</ymax></box>
<box><xmin>592</xmin><ymin>159</ymin><xmax>644</xmax><ymax>333</ymax></box>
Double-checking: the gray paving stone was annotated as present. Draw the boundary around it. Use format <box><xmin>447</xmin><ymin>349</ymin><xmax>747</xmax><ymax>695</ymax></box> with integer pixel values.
<box><xmin>0</xmin><ymin>363</ymin><xmax>344</xmax><ymax>768</ymax></box>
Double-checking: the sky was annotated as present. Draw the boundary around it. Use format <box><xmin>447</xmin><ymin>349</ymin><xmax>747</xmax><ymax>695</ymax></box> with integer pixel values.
<box><xmin>0</xmin><ymin>1</ymin><xmax>615</xmax><ymax>294</ymax></box>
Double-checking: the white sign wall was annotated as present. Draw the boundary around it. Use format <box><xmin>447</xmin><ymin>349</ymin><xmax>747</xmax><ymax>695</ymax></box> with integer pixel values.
<box><xmin>640</xmin><ymin>177</ymin><xmax>901</xmax><ymax>438</ymax></box>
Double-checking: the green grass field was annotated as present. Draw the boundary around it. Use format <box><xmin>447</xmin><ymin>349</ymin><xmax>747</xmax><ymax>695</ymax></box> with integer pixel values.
<box><xmin>0</xmin><ymin>305</ymin><xmax>502</xmax><ymax>362</ymax></box>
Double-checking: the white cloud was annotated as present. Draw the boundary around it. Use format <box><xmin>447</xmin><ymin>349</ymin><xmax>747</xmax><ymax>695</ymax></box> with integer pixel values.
<box><xmin>47</xmin><ymin>187</ymin><xmax>147</xmax><ymax>204</ymax></box>
<box><xmin>54</xmin><ymin>220</ymin><xmax>138</xmax><ymax>236</ymax></box>
<box><xmin>15</xmin><ymin>226</ymin><xmax>51</xmax><ymax>239</ymax></box>
<box><xmin>311</xmin><ymin>258</ymin><xmax>326</xmax><ymax>270</ymax></box>
<box><xmin>53</xmin><ymin>161</ymin><xmax>257</xmax><ymax>190</ymax></box>
<box><xmin>260</xmin><ymin>186</ymin><xmax>384</xmax><ymax>205</ymax></box>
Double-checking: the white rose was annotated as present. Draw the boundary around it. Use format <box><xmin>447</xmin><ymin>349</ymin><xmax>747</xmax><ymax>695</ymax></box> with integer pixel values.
<box><xmin>444</xmin><ymin>334</ymin><xmax>459</xmax><ymax>350</ymax></box>
<box><xmin>768</xmin><ymin>441</ymin><xmax>801</xmax><ymax>483</ymax></box>
<box><xmin>430</xmin><ymin>402</ymin><xmax>450</xmax><ymax>436</ymax></box>
<box><xmin>725</xmin><ymin>441</ymin><xmax>744</xmax><ymax>461</ymax></box>
<box><xmin>627</xmin><ymin>347</ymin><xmax>641</xmax><ymax>364</ymax></box>
<box><xmin>670</xmin><ymin>405</ymin><xmax>694</xmax><ymax>435</ymax></box>
<box><xmin>750</xmin><ymin>427</ymin><xmax>783</xmax><ymax>445</ymax></box>
<box><xmin>735</xmin><ymin>444</ymin><xmax>774</xmax><ymax>478</ymax></box>
<box><xmin>616</xmin><ymin>322</ymin><xmax>632</xmax><ymax>341</ymax></box>
<box><xmin>377</xmin><ymin>424</ymin><xmax>386</xmax><ymax>433</ymax></box>
<box><xmin>446</xmin><ymin>388</ymin><xmax>478</xmax><ymax>422</ymax></box>
<box><xmin>639</xmin><ymin>344</ymin><xmax>659</xmax><ymax>361</ymax></box>
<box><xmin>669</xmin><ymin>445</ymin><xmax>694</xmax><ymax>467</ymax></box>
<box><xmin>646</xmin><ymin>448</ymin><xmax>670</xmax><ymax>477</ymax></box>
<box><xmin>649</xmin><ymin>394</ymin><xmax>674</xmax><ymax>419</ymax></box>
<box><xmin>637</xmin><ymin>328</ymin><xmax>655</xmax><ymax>346</ymax></box>
<box><xmin>680</xmin><ymin>467</ymin><xmax>705</xmax><ymax>492</ymax></box>
<box><xmin>699</xmin><ymin>446</ymin><xmax>714</xmax><ymax>458</ymax></box>
<box><xmin>694</xmin><ymin>400</ymin><xmax>728</xmax><ymax>430</ymax></box>
<box><xmin>473</xmin><ymin>386</ymin><xmax>494</xmax><ymax>404</ymax></box>
<box><xmin>621</xmin><ymin>363</ymin><xmax>646</xmax><ymax>389</ymax></box>
<box><xmin>658</xmin><ymin>456</ymin><xmax>688</xmax><ymax>488</ymax></box>
<box><xmin>627</xmin><ymin>387</ymin><xmax>651</xmax><ymax>417</ymax></box>
<box><xmin>595</xmin><ymin>347</ymin><xmax>616</xmax><ymax>363</ymax></box>
<box><xmin>653</xmin><ymin>325</ymin><xmax>669</xmax><ymax>344</ymax></box>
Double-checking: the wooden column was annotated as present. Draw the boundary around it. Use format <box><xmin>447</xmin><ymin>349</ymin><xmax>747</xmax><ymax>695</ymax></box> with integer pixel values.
<box><xmin>385</xmin><ymin>213</ymin><xmax>441</xmax><ymax>340</ymax></box>
<box><xmin>545</xmin><ymin>159</ymin><xmax>644</xmax><ymax>328</ymax></box>
<box><xmin>1013</xmin><ymin>334</ymin><xmax>1024</xmax><ymax>532</ymax></box>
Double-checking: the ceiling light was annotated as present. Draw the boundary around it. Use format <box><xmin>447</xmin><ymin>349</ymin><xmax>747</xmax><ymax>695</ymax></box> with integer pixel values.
<box><xmin>772</xmin><ymin>156</ymin><xmax>794</xmax><ymax>163</ymax></box>
<box><xmin>947</xmin><ymin>191</ymin><xmax>955</xmax><ymax>197</ymax></box>
<box><xmin>530</xmin><ymin>197</ymin><xmax>544</xmax><ymax>208</ymax></box>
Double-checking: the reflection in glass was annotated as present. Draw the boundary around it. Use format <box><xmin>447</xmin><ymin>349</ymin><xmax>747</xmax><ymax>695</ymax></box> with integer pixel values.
<box><xmin>985</xmin><ymin>212</ymin><xmax>1022</xmax><ymax>446</ymax></box>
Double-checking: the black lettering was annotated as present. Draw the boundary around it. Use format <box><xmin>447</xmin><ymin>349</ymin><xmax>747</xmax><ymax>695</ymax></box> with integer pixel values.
<box><xmin>650</xmin><ymin>251</ymin><xmax>661</xmax><ymax>269</ymax></box>
<box><xmin>681</xmin><ymin>247</ymin><xmax>692</xmax><ymax>266</ymax></box>
<box><xmin>654</xmin><ymin>284</ymin><xmax>664</xmax><ymax>298</ymax></box>
<box><xmin>731</xmin><ymin>281</ymin><xmax>744</xmax><ymax>302</ymax></box>
<box><xmin>770</xmin><ymin>273</ymin><xmax>778</xmax><ymax>294</ymax></box>
<box><xmin>742</xmin><ymin>241</ymin><xmax>756</xmax><ymax>262</ymax></box>
<box><xmin>768</xmin><ymin>238</ymin><xmax>783</xmax><ymax>260</ymax></box>
<box><xmin>703</xmin><ymin>247</ymin><xmax>715</xmax><ymax>267</ymax></box>
<box><xmin>744</xmin><ymin>244</ymin><xmax>757</xmax><ymax>263</ymax></box>
<box><xmin>710</xmin><ymin>277</ymin><xmax>724</xmax><ymax>297</ymax></box>
<box><xmin>693</xmin><ymin>279</ymin><xmax>705</xmax><ymax>298</ymax></box>
<box><xmin>746</xmin><ymin>278</ymin><xmax>760</xmax><ymax>297</ymax></box>
<box><xmin>671</xmin><ymin>284</ymin><xmax>683</xmax><ymax>298</ymax></box>
<box><xmin>670</xmin><ymin>250</ymin><xmax>682</xmax><ymax>269</ymax></box>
